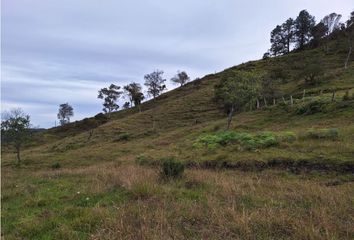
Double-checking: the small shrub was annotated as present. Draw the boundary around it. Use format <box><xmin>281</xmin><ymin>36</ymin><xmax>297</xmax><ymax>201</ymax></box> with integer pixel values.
<box><xmin>51</xmin><ymin>162</ymin><xmax>61</xmax><ymax>169</ymax></box>
<box><xmin>161</xmin><ymin>158</ymin><xmax>185</xmax><ymax>179</ymax></box>
<box><xmin>304</xmin><ymin>128</ymin><xmax>339</xmax><ymax>140</ymax></box>
<box><xmin>114</xmin><ymin>132</ymin><xmax>131</xmax><ymax>142</ymax></box>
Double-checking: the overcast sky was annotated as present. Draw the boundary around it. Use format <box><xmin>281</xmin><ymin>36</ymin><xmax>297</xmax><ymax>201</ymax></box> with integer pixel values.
<box><xmin>1</xmin><ymin>0</ymin><xmax>352</xmax><ymax>128</ymax></box>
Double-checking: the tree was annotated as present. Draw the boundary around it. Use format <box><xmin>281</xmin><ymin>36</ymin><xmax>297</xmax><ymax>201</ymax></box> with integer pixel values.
<box><xmin>98</xmin><ymin>84</ymin><xmax>123</xmax><ymax>115</ymax></box>
<box><xmin>214</xmin><ymin>71</ymin><xmax>260</xmax><ymax>129</ymax></box>
<box><xmin>171</xmin><ymin>71</ymin><xmax>190</xmax><ymax>86</ymax></box>
<box><xmin>270</xmin><ymin>25</ymin><xmax>286</xmax><ymax>56</ymax></box>
<box><xmin>345</xmin><ymin>11</ymin><xmax>354</xmax><ymax>69</ymax></box>
<box><xmin>57</xmin><ymin>103</ymin><xmax>74</xmax><ymax>125</ymax></box>
<box><xmin>294</xmin><ymin>10</ymin><xmax>316</xmax><ymax>49</ymax></box>
<box><xmin>144</xmin><ymin>70</ymin><xmax>167</xmax><ymax>99</ymax></box>
<box><xmin>281</xmin><ymin>18</ymin><xmax>295</xmax><ymax>53</ymax></box>
<box><xmin>299</xmin><ymin>59</ymin><xmax>324</xmax><ymax>85</ymax></box>
<box><xmin>123</xmin><ymin>82</ymin><xmax>144</xmax><ymax>112</ymax></box>
<box><xmin>321</xmin><ymin>13</ymin><xmax>342</xmax><ymax>52</ymax></box>
<box><xmin>260</xmin><ymin>74</ymin><xmax>281</xmax><ymax>105</ymax></box>
<box><xmin>1</xmin><ymin>108</ymin><xmax>31</xmax><ymax>165</ymax></box>
<box><xmin>311</xmin><ymin>22</ymin><xmax>327</xmax><ymax>47</ymax></box>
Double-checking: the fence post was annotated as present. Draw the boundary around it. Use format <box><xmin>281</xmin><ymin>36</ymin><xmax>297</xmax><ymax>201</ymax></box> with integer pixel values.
<box><xmin>302</xmin><ymin>89</ymin><xmax>306</xmax><ymax>102</ymax></box>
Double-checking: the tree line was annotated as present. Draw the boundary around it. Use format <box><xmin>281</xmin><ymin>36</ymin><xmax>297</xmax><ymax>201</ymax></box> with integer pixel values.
<box><xmin>264</xmin><ymin>9</ymin><xmax>354</xmax><ymax>65</ymax></box>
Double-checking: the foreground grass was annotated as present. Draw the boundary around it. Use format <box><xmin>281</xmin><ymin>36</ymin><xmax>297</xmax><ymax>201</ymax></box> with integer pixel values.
<box><xmin>2</xmin><ymin>163</ymin><xmax>354</xmax><ymax>240</ymax></box>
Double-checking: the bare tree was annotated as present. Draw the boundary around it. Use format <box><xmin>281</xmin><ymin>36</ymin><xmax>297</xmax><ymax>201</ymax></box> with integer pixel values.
<box><xmin>345</xmin><ymin>11</ymin><xmax>354</xmax><ymax>69</ymax></box>
<box><xmin>321</xmin><ymin>13</ymin><xmax>342</xmax><ymax>52</ymax></box>
<box><xmin>57</xmin><ymin>103</ymin><xmax>74</xmax><ymax>125</ymax></box>
<box><xmin>144</xmin><ymin>70</ymin><xmax>166</xmax><ymax>99</ymax></box>
<box><xmin>98</xmin><ymin>84</ymin><xmax>123</xmax><ymax>115</ymax></box>
<box><xmin>171</xmin><ymin>71</ymin><xmax>190</xmax><ymax>86</ymax></box>
<box><xmin>1</xmin><ymin>108</ymin><xmax>31</xmax><ymax>165</ymax></box>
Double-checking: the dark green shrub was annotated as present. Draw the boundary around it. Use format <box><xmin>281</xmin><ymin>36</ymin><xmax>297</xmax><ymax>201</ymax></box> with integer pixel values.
<box><xmin>161</xmin><ymin>158</ymin><xmax>185</xmax><ymax>179</ymax></box>
<box><xmin>51</xmin><ymin>162</ymin><xmax>61</xmax><ymax>169</ymax></box>
<box><xmin>304</xmin><ymin>128</ymin><xmax>339</xmax><ymax>140</ymax></box>
<box><xmin>94</xmin><ymin>113</ymin><xmax>108</xmax><ymax>124</ymax></box>
<box><xmin>296</xmin><ymin>99</ymin><xmax>328</xmax><ymax>115</ymax></box>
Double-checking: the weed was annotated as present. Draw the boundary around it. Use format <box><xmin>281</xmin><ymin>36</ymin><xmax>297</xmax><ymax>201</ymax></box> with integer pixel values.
<box><xmin>161</xmin><ymin>158</ymin><xmax>185</xmax><ymax>179</ymax></box>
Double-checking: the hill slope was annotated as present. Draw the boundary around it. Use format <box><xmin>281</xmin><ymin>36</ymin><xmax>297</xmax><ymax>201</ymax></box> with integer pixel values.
<box><xmin>2</xmin><ymin>35</ymin><xmax>354</xmax><ymax>239</ymax></box>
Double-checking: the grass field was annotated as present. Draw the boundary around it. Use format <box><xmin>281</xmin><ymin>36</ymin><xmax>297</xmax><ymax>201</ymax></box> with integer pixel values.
<box><xmin>2</xmin><ymin>35</ymin><xmax>354</xmax><ymax>239</ymax></box>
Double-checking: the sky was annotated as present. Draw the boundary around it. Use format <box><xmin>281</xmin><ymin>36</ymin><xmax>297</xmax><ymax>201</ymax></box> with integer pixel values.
<box><xmin>1</xmin><ymin>0</ymin><xmax>353</xmax><ymax>128</ymax></box>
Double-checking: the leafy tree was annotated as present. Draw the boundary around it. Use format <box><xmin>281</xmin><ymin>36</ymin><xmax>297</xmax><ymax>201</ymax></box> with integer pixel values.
<box><xmin>123</xmin><ymin>82</ymin><xmax>144</xmax><ymax>111</ymax></box>
<box><xmin>144</xmin><ymin>70</ymin><xmax>167</xmax><ymax>99</ymax></box>
<box><xmin>1</xmin><ymin>108</ymin><xmax>31</xmax><ymax>165</ymax></box>
<box><xmin>299</xmin><ymin>59</ymin><xmax>324</xmax><ymax>85</ymax></box>
<box><xmin>311</xmin><ymin>22</ymin><xmax>327</xmax><ymax>47</ymax></box>
<box><xmin>294</xmin><ymin>10</ymin><xmax>316</xmax><ymax>49</ymax></box>
<box><xmin>57</xmin><ymin>103</ymin><xmax>74</xmax><ymax>125</ymax></box>
<box><xmin>171</xmin><ymin>71</ymin><xmax>190</xmax><ymax>86</ymax></box>
<box><xmin>214</xmin><ymin>71</ymin><xmax>260</xmax><ymax>129</ymax></box>
<box><xmin>260</xmin><ymin>74</ymin><xmax>281</xmax><ymax>103</ymax></box>
<box><xmin>98</xmin><ymin>84</ymin><xmax>123</xmax><ymax>115</ymax></box>
<box><xmin>270</xmin><ymin>25</ymin><xmax>286</xmax><ymax>56</ymax></box>
<box><xmin>281</xmin><ymin>18</ymin><xmax>295</xmax><ymax>53</ymax></box>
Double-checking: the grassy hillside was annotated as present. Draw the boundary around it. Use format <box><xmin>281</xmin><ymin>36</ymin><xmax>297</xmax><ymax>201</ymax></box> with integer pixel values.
<box><xmin>2</xmin><ymin>35</ymin><xmax>354</xmax><ymax>239</ymax></box>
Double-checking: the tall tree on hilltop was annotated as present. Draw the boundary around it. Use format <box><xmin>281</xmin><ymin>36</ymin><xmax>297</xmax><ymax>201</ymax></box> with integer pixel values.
<box><xmin>294</xmin><ymin>10</ymin><xmax>316</xmax><ymax>49</ymax></box>
<box><xmin>171</xmin><ymin>71</ymin><xmax>190</xmax><ymax>86</ymax></box>
<box><xmin>344</xmin><ymin>11</ymin><xmax>354</xmax><ymax>69</ymax></box>
<box><xmin>57</xmin><ymin>103</ymin><xmax>74</xmax><ymax>126</ymax></box>
<box><xmin>281</xmin><ymin>18</ymin><xmax>295</xmax><ymax>53</ymax></box>
<box><xmin>98</xmin><ymin>84</ymin><xmax>123</xmax><ymax>115</ymax></box>
<box><xmin>124</xmin><ymin>82</ymin><xmax>144</xmax><ymax>111</ymax></box>
<box><xmin>214</xmin><ymin>71</ymin><xmax>260</xmax><ymax>130</ymax></box>
<box><xmin>270</xmin><ymin>25</ymin><xmax>286</xmax><ymax>56</ymax></box>
<box><xmin>311</xmin><ymin>22</ymin><xmax>327</xmax><ymax>47</ymax></box>
<box><xmin>1</xmin><ymin>108</ymin><xmax>31</xmax><ymax>165</ymax></box>
<box><xmin>144</xmin><ymin>70</ymin><xmax>167</xmax><ymax>99</ymax></box>
<box><xmin>321</xmin><ymin>13</ymin><xmax>342</xmax><ymax>52</ymax></box>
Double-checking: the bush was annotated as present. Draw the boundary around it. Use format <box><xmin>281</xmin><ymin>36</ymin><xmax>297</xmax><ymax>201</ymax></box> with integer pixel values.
<box><xmin>194</xmin><ymin>131</ymin><xmax>280</xmax><ymax>150</ymax></box>
<box><xmin>51</xmin><ymin>162</ymin><xmax>61</xmax><ymax>169</ymax></box>
<box><xmin>161</xmin><ymin>158</ymin><xmax>185</xmax><ymax>179</ymax></box>
<box><xmin>304</xmin><ymin>128</ymin><xmax>339</xmax><ymax>140</ymax></box>
<box><xmin>295</xmin><ymin>99</ymin><xmax>329</xmax><ymax>115</ymax></box>
<box><xmin>114</xmin><ymin>132</ymin><xmax>131</xmax><ymax>142</ymax></box>
<box><xmin>343</xmin><ymin>90</ymin><xmax>351</xmax><ymax>101</ymax></box>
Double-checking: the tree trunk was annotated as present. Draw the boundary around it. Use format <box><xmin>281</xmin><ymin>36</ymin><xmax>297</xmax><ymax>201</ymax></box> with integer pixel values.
<box><xmin>345</xmin><ymin>38</ymin><xmax>352</xmax><ymax>69</ymax></box>
<box><xmin>273</xmin><ymin>98</ymin><xmax>276</xmax><ymax>105</ymax></box>
<box><xmin>290</xmin><ymin>95</ymin><xmax>293</xmax><ymax>105</ymax></box>
<box><xmin>263</xmin><ymin>97</ymin><xmax>267</xmax><ymax>107</ymax></box>
<box><xmin>226</xmin><ymin>105</ymin><xmax>234</xmax><ymax>130</ymax></box>
<box><xmin>256</xmin><ymin>99</ymin><xmax>260</xmax><ymax>109</ymax></box>
<box><xmin>282</xmin><ymin>96</ymin><xmax>286</xmax><ymax>104</ymax></box>
<box><xmin>138</xmin><ymin>105</ymin><xmax>141</xmax><ymax>113</ymax></box>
